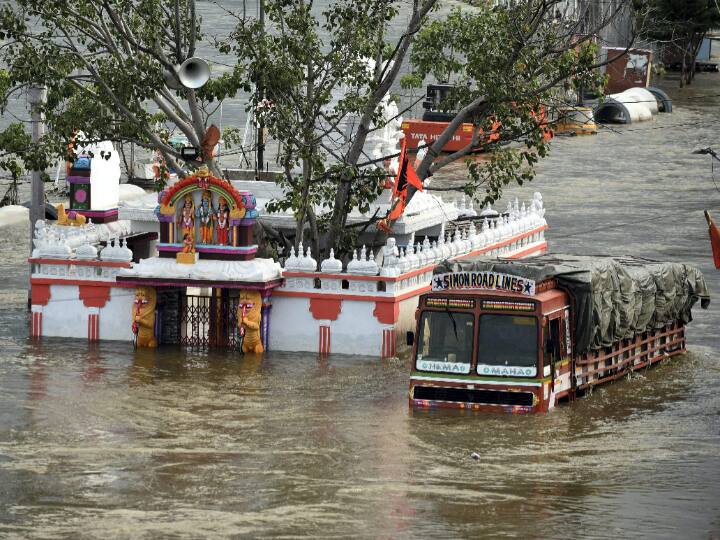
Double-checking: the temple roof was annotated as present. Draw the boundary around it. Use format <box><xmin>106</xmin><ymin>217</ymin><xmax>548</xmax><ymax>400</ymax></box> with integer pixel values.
<box><xmin>119</xmin><ymin>180</ymin><xmax>458</xmax><ymax>235</ymax></box>
<box><xmin>117</xmin><ymin>256</ymin><xmax>282</xmax><ymax>288</ymax></box>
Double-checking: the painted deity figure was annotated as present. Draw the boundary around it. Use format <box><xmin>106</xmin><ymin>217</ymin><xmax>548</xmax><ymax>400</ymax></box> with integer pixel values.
<box><xmin>182</xmin><ymin>233</ymin><xmax>195</xmax><ymax>253</ymax></box>
<box><xmin>132</xmin><ymin>287</ymin><xmax>157</xmax><ymax>348</ymax></box>
<box><xmin>237</xmin><ymin>289</ymin><xmax>263</xmax><ymax>354</ymax></box>
<box><xmin>196</xmin><ymin>190</ymin><xmax>214</xmax><ymax>244</ymax></box>
<box><xmin>215</xmin><ymin>197</ymin><xmax>230</xmax><ymax>246</ymax></box>
<box><xmin>180</xmin><ymin>194</ymin><xmax>195</xmax><ymax>238</ymax></box>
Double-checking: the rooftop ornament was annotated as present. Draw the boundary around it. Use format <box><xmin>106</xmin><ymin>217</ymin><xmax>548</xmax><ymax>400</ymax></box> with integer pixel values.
<box><xmin>154</xmin><ymin>167</ymin><xmax>259</xmax><ymax>261</ymax></box>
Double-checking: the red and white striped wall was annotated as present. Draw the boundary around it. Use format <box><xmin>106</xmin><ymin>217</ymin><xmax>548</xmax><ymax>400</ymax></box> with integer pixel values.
<box><xmin>381</xmin><ymin>327</ymin><xmax>396</xmax><ymax>359</ymax></box>
<box><xmin>87</xmin><ymin>307</ymin><xmax>100</xmax><ymax>341</ymax></box>
<box><xmin>31</xmin><ymin>305</ymin><xmax>43</xmax><ymax>338</ymax></box>
<box><xmin>319</xmin><ymin>324</ymin><xmax>331</xmax><ymax>356</ymax></box>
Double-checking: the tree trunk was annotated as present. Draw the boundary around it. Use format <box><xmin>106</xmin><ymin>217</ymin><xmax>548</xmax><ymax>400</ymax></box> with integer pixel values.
<box><xmin>325</xmin><ymin>0</ymin><xmax>436</xmax><ymax>251</ymax></box>
<box><xmin>680</xmin><ymin>40</ymin><xmax>687</xmax><ymax>88</ymax></box>
<box><xmin>294</xmin><ymin>178</ymin><xmax>310</xmax><ymax>249</ymax></box>
<box><xmin>295</xmin><ymin>65</ymin><xmax>316</xmax><ymax>255</ymax></box>
<box><xmin>206</xmin><ymin>155</ymin><xmax>223</xmax><ymax>178</ymax></box>
<box><xmin>307</xmin><ymin>205</ymin><xmax>320</xmax><ymax>264</ymax></box>
<box><xmin>326</xmin><ymin>121</ymin><xmax>371</xmax><ymax>248</ymax></box>
<box><xmin>688</xmin><ymin>32</ymin><xmax>706</xmax><ymax>86</ymax></box>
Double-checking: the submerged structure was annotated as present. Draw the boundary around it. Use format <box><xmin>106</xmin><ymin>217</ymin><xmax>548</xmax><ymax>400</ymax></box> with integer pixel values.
<box><xmin>28</xmin><ymin>158</ymin><xmax>549</xmax><ymax>356</ymax></box>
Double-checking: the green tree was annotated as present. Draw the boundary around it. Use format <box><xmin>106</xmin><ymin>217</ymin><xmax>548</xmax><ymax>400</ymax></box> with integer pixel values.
<box><xmin>224</xmin><ymin>0</ymin><xmax>435</xmax><ymax>255</ymax></box>
<box><xmin>405</xmin><ymin>1</ymin><xmax>620</xmax><ymax>201</ymax></box>
<box><xmin>1</xmin><ymin>0</ymin><xmax>630</xmax><ymax>261</ymax></box>
<box><xmin>0</xmin><ymin>0</ymin><xmax>247</xmax><ymax>180</ymax></box>
<box><xmin>636</xmin><ymin>0</ymin><xmax>720</xmax><ymax>87</ymax></box>
<box><xmin>223</xmin><ymin>0</ymin><xmax>416</xmax><ymax>255</ymax></box>
<box><xmin>229</xmin><ymin>0</ymin><xmax>624</xmax><ymax>257</ymax></box>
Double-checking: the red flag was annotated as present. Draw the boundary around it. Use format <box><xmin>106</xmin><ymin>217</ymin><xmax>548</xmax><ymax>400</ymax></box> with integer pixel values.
<box><xmin>705</xmin><ymin>210</ymin><xmax>720</xmax><ymax>269</ymax></box>
<box><xmin>387</xmin><ymin>197</ymin><xmax>406</xmax><ymax>221</ymax></box>
<box><xmin>377</xmin><ymin>140</ymin><xmax>424</xmax><ymax>231</ymax></box>
<box><xmin>394</xmin><ymin>139</ymin><xmax>423</xmax><ymax>196</ymax></box>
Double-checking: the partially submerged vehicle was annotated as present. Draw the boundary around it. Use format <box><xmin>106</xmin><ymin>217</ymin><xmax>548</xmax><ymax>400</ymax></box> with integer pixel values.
<box><xmin>401</xmin><ymin>83</ymin><xmax>549</xmax><ymax>153</ymax></box>
<box><xmin>401</xmin><ymin>84</ymin><xmax>500</xmax><ymax>153</ymax></box>
<box><xmin>408</xmin><ymin>255</ymin><xmax>710</xmax><ymax>413</ymax></box>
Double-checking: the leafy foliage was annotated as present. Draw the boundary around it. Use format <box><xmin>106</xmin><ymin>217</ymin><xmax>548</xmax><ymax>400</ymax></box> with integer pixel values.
<box><xmin>635</xmin><ymin>0</ymin><xmax>720</xmax><ymax>86</ymax></box>
<box><xmin>0</xmin><ymin>0</ymin><xmax>247</xmax><ymax>183</ymax></box>
<box><xmin>0</xmin><ymin>0</ymin><xmax>628</xmax><ymax>259</ymax></box>
<box><xmin>405</xmin><ymin>2</ymin><xmax>607</xmax><ymax>206</ymax></box>
<box><xmin>223</xmin><ymin>0</ymin><xmax>416</xmax><ymax>252</ymax></box>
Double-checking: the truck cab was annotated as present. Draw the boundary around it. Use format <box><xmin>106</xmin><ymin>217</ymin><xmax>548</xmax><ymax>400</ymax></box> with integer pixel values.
<box><xmin>409</xmin><ymin>273</ymin><xmax>572</xmax><ymax>413</ymax></box>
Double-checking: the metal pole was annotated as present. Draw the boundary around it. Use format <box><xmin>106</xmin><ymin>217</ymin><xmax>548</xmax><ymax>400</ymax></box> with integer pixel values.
<box><xmin>257</xmin><ymin>0</ymin><xmax>265</xmax><ymax>173</ymax></box>
<box><xmin>28</xmin><ymin>85</ymin><xmax>47</xmax><ymax>252</ymax></box>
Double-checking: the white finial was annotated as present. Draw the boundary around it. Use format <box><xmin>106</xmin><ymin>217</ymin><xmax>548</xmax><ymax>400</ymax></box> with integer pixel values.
<box><xmin>303</xmin><ymin>246</ymin><xmax>317</xmax><ymax>271</ymax></box>
<box><xmin>321</xmin><ymin>248</ymin><xmax>342</xmax><ymax>273</ymax></box>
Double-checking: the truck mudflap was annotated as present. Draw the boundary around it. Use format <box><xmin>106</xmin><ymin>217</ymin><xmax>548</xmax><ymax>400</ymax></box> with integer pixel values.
<box><xmin>409</xmin><ymin>378</ymin><xmax>542</xmax><ymax>413</ymax></box>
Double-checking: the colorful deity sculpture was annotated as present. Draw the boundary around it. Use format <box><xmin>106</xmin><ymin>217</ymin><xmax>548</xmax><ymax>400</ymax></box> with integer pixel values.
<box><xmin>182</xmin><ymin>233</ymin><xmax>195</xmax><ymax>253</ymax></box>
<box><xmin>215</xmin><ymin>197</ymin><xmax>230</xmax><ymax>246</ymax></box>
<box><xmin>196</xmin><ymin>190</ymin><xmax>214</xmax><ymax>244</ymax></box>
<box><xmin>237</xmin><ymin>289</ymin><xmax>263</xmax><ymax>354</ymax></box>
<box><xmin>179</xmin><ymin>194</ymin><xmax>195</xmax><ymax>238</ymax></box>
<box><xmin>132</xmin><ymin>286</ymin><xmax>157</xmax><ymax>348</ymax></box>
<box><xmin>56</xmin><ymin>203</ymin><xmax>87</xmax><ymax>227</ymax></box>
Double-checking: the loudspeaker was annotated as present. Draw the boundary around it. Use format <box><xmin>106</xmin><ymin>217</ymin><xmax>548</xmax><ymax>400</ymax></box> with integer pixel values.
<box><xmin>177</xmin><ymin>57</ymin><xmax>211</xmax><ymax>89</ymax></box>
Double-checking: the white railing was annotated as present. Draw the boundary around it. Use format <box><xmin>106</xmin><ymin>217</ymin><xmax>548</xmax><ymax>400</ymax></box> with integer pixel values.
<box><xmin>280</xmin><ymin>193</ymin><xmax>547</xmax><ymax>296</ymax></box>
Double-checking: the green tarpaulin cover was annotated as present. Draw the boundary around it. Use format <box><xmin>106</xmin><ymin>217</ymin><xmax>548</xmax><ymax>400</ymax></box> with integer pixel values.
<box><xmin>434</xmin><ymin>254</ymin><xmax>711</xmax><ymax>355</ymax></box>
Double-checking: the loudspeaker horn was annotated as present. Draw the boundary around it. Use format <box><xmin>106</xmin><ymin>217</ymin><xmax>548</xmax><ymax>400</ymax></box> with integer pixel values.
<box><xmin>177</xmin><ymin>57</ymin><xmax>211</xmax><ymax>89</ymax></box>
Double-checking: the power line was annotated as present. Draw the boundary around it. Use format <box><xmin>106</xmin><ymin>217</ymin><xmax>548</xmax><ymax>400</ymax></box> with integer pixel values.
<box><xmin>693</xmin><ymin>147</ymin><xmax>720</xmax><ymax>195</ymax></box>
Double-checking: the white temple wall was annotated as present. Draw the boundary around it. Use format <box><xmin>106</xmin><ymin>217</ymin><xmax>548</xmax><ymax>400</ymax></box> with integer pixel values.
<box><xmin>269</xmin><ymin>296</ymin><xmax>318</xmax><ymax>352</ymax></box>
<box><xmin>396</xmin><ymin>296</ymin><xmax>422</xmax><ymax>350</ymax></box>
<box><xmin>42</xmin><ymin>285</ymin><xmax>85</xmax><ymax>338</ymax></box>
<box><xmin>99</xmin><ymin>287</ymin><xmax>135</xmax><ymax>342</ymax></box>
<box><xmin>329</xmin><ymin>301</ymin><xmax>385</xmax><ymax>357</ymax></box>
<box><xmin>269</xmin><ymin>296</ymin><xmax>387</xmax><ymax>356</ymax></box>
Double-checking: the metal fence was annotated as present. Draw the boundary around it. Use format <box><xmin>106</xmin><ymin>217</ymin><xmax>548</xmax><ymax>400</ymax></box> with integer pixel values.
<box><xmin>179</xmin><ymin>292</ymin><xmax>241</xmax><ymax>349</ymax></box>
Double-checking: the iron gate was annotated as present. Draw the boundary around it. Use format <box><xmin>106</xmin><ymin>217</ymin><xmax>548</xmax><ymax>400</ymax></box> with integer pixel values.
<box><xmin>179</xmin><ymin>292</ymin><xmax>241</xmax><ymax>349</ymax></box>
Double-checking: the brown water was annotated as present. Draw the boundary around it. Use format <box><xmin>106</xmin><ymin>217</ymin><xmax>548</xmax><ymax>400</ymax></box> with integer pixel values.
<box><xmin>1</xmin><ymin>75</ymin><xmax>720</xmax><ymax>538</ymax></box>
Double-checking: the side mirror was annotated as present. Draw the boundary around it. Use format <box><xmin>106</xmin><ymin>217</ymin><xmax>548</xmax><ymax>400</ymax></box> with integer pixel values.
<box><xmin>406</xmin><ymin>331</ymin><xmax>415</xmax><ymax>347</ymax></box>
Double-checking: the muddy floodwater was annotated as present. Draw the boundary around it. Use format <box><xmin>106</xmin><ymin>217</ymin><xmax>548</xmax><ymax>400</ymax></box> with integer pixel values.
<box><xmin>2</xmin><ymin>75</ymin><xmax>720</xmax><ymax>538</ymax></box>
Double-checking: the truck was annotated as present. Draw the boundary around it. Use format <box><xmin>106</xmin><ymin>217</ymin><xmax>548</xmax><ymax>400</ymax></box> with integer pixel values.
<box><xmin>408</xmin><ymin>255</ymin><xmax>710</xmax><ymax>413</ymax></box>
<box><xmin>400</xmin><ymin>83</ymin><xmax>549</xmax><ymax>153</ymax></box>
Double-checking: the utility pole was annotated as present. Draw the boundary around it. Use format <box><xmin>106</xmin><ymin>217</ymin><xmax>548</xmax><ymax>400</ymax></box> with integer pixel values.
<box><xmin>257</xmin><ymin>0</ymin><xmax>265</xmax><ymax>174</ymax></box>
<box><xmin>28</xmin><ymin>85</ymin><xmax>47</xmax><ymax>253</ymax></box>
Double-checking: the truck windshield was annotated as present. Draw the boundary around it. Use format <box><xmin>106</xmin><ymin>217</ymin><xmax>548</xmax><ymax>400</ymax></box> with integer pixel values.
<box><xmin>476</xmin><ymin>314</ymin><xmax>538</xmax><ymax>377</ymax></box>
<box><xmin>415</xmin><ymin>311</ymin><xmax>474</xmax><ymax>375</ymax></box>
